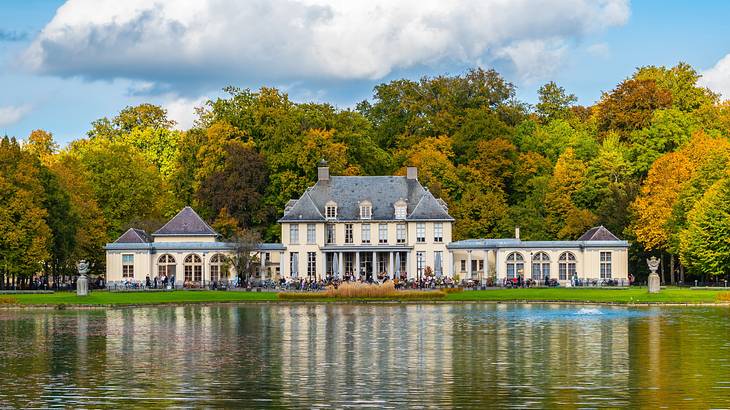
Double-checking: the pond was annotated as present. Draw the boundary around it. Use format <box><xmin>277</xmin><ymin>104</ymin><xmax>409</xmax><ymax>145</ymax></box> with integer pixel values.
<box><xmin>1</xmin><ymin>303</ymin><xmax>730</xmax><ymax>408</ymax></box>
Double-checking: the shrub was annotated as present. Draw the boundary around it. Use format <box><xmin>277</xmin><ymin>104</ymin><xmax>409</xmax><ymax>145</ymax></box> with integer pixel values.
<box><xmin>442</xmin><ymin>287</ymin><xmax>463</xmax><ymax>294</ymax></box>
<box><xmin>277</xmin><ymin>292</ymin><xmax>329</xmax><ymax>300</ymax></box>
<box><xmin>0</xmin><ymin>296</ymin><xmax>17</xmax><ymax>304</ymax></box>
<box><xmin>716</xmin><ymin>292</ymin><xmax>730</xmax><ymax>302</ymax></box>
<box><xmin>277</xmin><ymin>282</ymin><xmax>446</xmax><ymax>300</ymax></box>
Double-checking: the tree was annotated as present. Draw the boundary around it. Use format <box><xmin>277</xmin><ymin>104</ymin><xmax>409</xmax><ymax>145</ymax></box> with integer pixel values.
<box><xmin>536</xmin><ymin>81</ymin><xmax>577</xmax><ymax>121</ymax></box>
<box><xmin>229</xmin><ymin>227</ymin><xmax>262</xmax><ymax>284</ymax></box>
<box><xmin>0</xmin><ymin>137</ymin><xmax>51</xmax><ymax>288</ymax></box>
<box><xmin>396</xmin><ymin>135</ymin><xmax>460</xmax><ymax>201</ymax></box>
<box><xmin>88</xmin><ymin>103</ymin><xmax>175</xmax><ymax>139</ymax></box>
<box><xmin>634</xmin><ymin>62</ymin><xmax>718</xmax><ymax>112</ymax></box>
<box><xmin>48</xmin><ymin>153</ymin><xmax>108</xmax><ymax>275</ymax></box>
<box><xmin>596</xmin><ymin>78</ymin><xmax>673</xmax><ymax>136</ymax></box>
<box><xmin>680</xmin><ymin>176</ymin><xmax>730</xmax><ymax>277</ymax></box>
<box><xmin>72</xmin><ymin>139</ymin><xmax>164</xmax><ymax>239</ymax></box>
<box><xmin>545</xmin><ymin>148</ymin><xmax>597</xmax><ymax>239</ymax></box>
<box><xmin>196</xmin><ymin>141</ymin><xmax>269</xmax><ymax>227</ymax></box>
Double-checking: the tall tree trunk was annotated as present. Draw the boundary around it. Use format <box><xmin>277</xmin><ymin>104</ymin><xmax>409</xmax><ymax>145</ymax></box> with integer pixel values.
<box><xmin>669</xmin><ymin>254</ymin><xmax>675</xmax><ymax>285</ymax></box>
<box><xmin>680</xmin><ymin>263</ymin><xmax>684</xmax><ymax>285</ymax></box>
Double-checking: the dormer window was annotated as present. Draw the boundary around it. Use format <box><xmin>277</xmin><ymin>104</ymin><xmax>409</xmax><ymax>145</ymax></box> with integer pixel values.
<box><xmin>394</xmin><ymin>199</ymin><xmax>407</xmax><ymax>220</ymax></box>
<box><xmin>359</xmin><ymin>200</ymin><xmax>372</xmax><ymax>220</ymax></box>
<box><xmin>325</xmin><ymin>201</ymin><xmax>337</xmax><ymax>220</ymax></box>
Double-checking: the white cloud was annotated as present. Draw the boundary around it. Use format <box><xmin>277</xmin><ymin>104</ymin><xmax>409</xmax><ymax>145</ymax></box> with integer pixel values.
<box><xmin>23</xmin><ymin>0</ymin><xmax>630</xmax><ymax>93</ymax></box>
<box><xmin>0</xmin><ymin>104</ymin><xmax>32</xmax><ymax>127</ymax></box>
<box><xmin>586</xmin><ymin>42</ymin><xmax>610</xmax><ymax>58</ymax></box>
<box><xmin>163</xmin><ymin>95</ymin><xmax>207</xmax><ymax>130</ymax></box>
<box><xmin>700</xmin><ymin>54</ymin><xmax>730</xmax><ymax>100</ymax></box>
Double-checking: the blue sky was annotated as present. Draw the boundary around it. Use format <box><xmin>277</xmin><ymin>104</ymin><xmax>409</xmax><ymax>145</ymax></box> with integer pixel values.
<box><xmin>1</xmin><ymin>0</ymin><xmax>729</xmax><ymax>144</ymax></box>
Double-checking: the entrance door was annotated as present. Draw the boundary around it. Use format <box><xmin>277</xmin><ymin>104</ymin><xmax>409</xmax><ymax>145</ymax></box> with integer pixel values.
<box><xmin>360</xmin><ymin>253</ymin><xmax>373</xmax><ymax>281</ymax></box>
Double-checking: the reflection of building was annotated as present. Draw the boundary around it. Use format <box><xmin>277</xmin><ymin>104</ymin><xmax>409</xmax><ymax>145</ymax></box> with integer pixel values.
<box><xmin>104</xmin><ymin>207</ymin><xmax>283</xmax><ymax>285</ymax></box>
<box><xmin>105</xmin><ymin>163</ymin><xmax>629</xmax><ymax>284</ymax></box>
<box><xmin>448</xmin><ymin>226</ymin><xmax>629</xmax><ymax>284</ymax></box>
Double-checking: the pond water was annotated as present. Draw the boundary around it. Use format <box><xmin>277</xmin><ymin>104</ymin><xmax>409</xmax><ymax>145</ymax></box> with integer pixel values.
<box><xmin>1</xmin><ymin>303</ymin><xmax>730</xmax><ymax>408</ymax></box>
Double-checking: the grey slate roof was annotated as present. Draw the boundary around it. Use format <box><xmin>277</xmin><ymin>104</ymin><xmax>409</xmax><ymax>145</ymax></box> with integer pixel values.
<box><xmin>578</xmin><ymin>226</ymin><xmax>620</xmax><ymax>241</ymax></box>
<box><xmin>279</xmin><ymin>176</ymin><xmax>453</xmax><ymax>222</ymax></box>
<box><xmin>153</xmin><ymin>206</ymin><xmax>218</xmax><ymax>236</ymax></box>
<box><xmin>114</xmin><ymin>228</ymin><xmax>152</xmax><ymax>243</ymax></box>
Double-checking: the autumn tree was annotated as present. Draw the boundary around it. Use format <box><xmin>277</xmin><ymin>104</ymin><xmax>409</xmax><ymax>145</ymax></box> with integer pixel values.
<box><xmin>196</xmin><ymin>141</ymin><xmax>269</xmax><ymax>228</ymax></box>
<box><xmin>536</xmin><ymin>81</ymin><xmax>577</xmax><ymax>122</ymax></box>
<box><xmin>0</xmin><ymin>137</ymin><xmax>51</xmax><ymax>288</ymax></box>
<box><xmin>596</xmin><ymin>78</ymin><xmax>673</xmax><ymax>136</ymax></box>
<box><xmin>545</xmin><ymin>148</ymin><xmax>597</xmax><ymax>239</ymax></box>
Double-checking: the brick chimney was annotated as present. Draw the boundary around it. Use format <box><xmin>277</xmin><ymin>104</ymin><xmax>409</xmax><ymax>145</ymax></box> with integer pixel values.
<box><xmin>515</xmin><ymin>226</ymin><xmax>520</xmax><ymax>240</ymax></box>
<box><xmin>317</xmin><ymin>159</ymin><xmax>329</xmax><ymax>181</ymax></box>
<box><xmin>406</xmin><ymin>166</ymin><xmax>418</xmax><ymax>180</ymax></box>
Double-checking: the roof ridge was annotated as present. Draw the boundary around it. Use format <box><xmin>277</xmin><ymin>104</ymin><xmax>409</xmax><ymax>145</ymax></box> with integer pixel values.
<box><xmin>408</xmin><ymin>190</ymin><xmax>428</xmax><ymax>217</ymax></box>
<box><xmin>304</xmin><ymin>191</ymin><xmax>325</xmax><ymax>219</ymax></box>
<box><xmin>153</xmin><ymin>206</ymin><xmax>217</xmax><ymax>236</ymax></box>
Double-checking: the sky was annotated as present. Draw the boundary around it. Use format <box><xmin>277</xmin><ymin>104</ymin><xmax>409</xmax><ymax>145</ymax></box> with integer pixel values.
<box><xmin>1</xmin><ymin>0</ymin><xmax>729</xmax><ymax>144</ymax></box>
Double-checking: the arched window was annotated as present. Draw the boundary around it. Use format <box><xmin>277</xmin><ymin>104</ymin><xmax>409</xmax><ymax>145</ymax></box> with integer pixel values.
<box><xmin>506</xmin><ymin>252</ymin><xmax>524</xmax><ymax>279</ymax></box>
<box><xmin>210</xmin><ymin>254</ymin><xmax>228</xmax><ymax>282</ymax></box>
<box><xmin>158</xmin><ymin>254</ymin><xmax>176</xmax><ymax>278</ymax></box>
<box><xmin>531</xmin><ymin>252</ymin><xmax>550</xmax><ymax>280</ymax></box>
<box><xmin>184</xmin><ymin>254</ymin><xmax>202</xmax><ymax>283</ymax></box>
<box><xmin>558</xmin><ymin>252</ymin><xmax>577</xmax><ymax>280</ymax></box>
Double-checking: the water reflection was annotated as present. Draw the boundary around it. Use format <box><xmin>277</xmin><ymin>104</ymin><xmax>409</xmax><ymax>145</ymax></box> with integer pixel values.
<box><xmin>0</xmin><ymin>304</ymin><xmax>729</xmax><ymax>407</ymax></box>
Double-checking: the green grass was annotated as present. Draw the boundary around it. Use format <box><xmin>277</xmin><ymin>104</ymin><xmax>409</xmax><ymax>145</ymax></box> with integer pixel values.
<box><xmin>1</xmin><ymin>287</ymin><xmax>728</xmax><ymax>306</ymax></box>
<box><xmin>5</xmin><ymin>290</ymin><xmax>278</xmax><ymax>306</ymax></box>
<box><xmin>446</xmin><ymin>287</ymin><xmax>729</xmax><ymax>304</ymax></box>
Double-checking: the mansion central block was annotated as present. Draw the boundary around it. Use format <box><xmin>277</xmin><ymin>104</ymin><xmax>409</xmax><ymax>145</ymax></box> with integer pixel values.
<box><xmin>105</xmin><ymin>164</ymin><xmax>629</xmax><ymax>285</ymax></box>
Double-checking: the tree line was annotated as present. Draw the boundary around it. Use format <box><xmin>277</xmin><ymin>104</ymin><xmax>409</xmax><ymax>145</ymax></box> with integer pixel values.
<box><xmin>2</xmin><ymin>63</ymin><xmax>729</xmax><ymax>287</ymax></box>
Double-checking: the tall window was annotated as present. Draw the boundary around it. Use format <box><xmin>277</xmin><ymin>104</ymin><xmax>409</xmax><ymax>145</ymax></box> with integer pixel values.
<box><xmin>122</xmin><ymin>254</ymin><xmax>134</xmax><ymax>278</ymax></box>
<box><xmin>326</xmin><ymin>223</ymin><xmax>336</xmax><ymax>244</ymax></box>
<box><xmin>184</xmin><ymin>254</ymin><xmax>202</xmax><ymax>282</ymax></box>
<box><xmin>157</xmin><ymin>254</ymin><xmax>175</xmax><ymax>278</ymax></box>
<box><xmin>326</xmin><ymin>201</ymin><xmax>337</xmax><ymax>219</ymax></box>
<box><xmin>460</xmin><ymin>260</ymin><xmax>466</xmax><ymax>272</ymax></box>
<box><xmin>345</xmin><ymin>253</ymin><xmax>354</xmax><ymax>274</ymax></box>
<box><xmin>434</xmin><ymin>251</ymin><xmax>443</xmax><ymax>277</ymax></box>
<box><xmin>307</xmin><ymin>252</ymin><xmax>317</xmax><ymax>278</ymax></box>
<box><xmin>345</xmin><ymin>224</ymin><xmax>353</xmax><ymax>244</ymax></box>
<box><xmin>416</xmin><ymin>252</ymin><xmax>425</xmax><ymax>276</ymax></box>
<box><xmin>416</xmin><ymin>223</ymin><xmax>426</xmax><ymax>243</ymax></box>
<box><xmin>307</xmin><ymin>224</ymin><xmax>316</xmax><ymax>244</ymax></box>
<box><xmin>290</xmin><ymin>252</ymin><xmax>299</xmax><ymax>278</ymax></box>
<box><xmin>379</xmin><ymin>224</ymin><xmax>388</xmax><ymax>244</ymax></box>
<box><xmin>531</xmin><ymin>252</ymin><xmax>550</xmax><ymax>280</ymax></box>
<box><xmin>471</xmin><ymin>260</ymin><xmax>483</xmax><ymax>272</ymax></box>
<box><xmin>396</xmin><ymin>223</ymin><xmax>406</xmax><ymax>244</ymax></box>
<box><xmin>434</xmin><ymin>223</ymin><xmax>443</xmax><ymax>243</ymax></box>
<box><xmin>559</xmin><ymin>252</ymin><xmax>576</xmax><ymax>280</ymax></box>
<box><xmin>290</xmin><ymin>224</ymin><xmax>299</xmax><ymax>244</ymax></box>
<box><xmin>600</xmin><ymin>252</ymin><xmax>612</xmax><ymax>279</ymax></box>
<box><xmin>210</xmin><ymin>254</ymin><xmax>227</xmax><ymax>281</ymax></box>
<box><xmin>361</xmin><ymin>224</ymin><xmax>371</xmax><ymax>244</ymax></box>
<box><xmin>360</xmin><ymin>201</ymin><xmax>372</xmax><ymax>219</ymax></box>
<box><xmin>506</xmin><ymin>252</ymin><xmax>524</xmax><ymax>279</ymax></box>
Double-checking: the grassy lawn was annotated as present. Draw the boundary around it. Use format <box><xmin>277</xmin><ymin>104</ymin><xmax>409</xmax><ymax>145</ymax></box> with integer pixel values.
<box><xmin>446</xmin><ymin>287</ymin><xmax>729</xmax><ymax>304</ymax></box>
<box><xmin>4</xmin><ymin>290</ymin><xmax>278</xmax><ymax>306</ymax></box>
<box><xmin>1</xmin><ymin>287</ymin><xmax>728</xmax><ymax>306</ymax></box>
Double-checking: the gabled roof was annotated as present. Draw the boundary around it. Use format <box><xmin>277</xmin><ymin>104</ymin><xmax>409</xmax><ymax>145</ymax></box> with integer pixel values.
<box><xmin>578</xmin><ymin>226</ymin><xmax>620</xmax><ymax>241</ymax></box>
<box><xmin>279</xmin><ymin>176</ymin><xmax>453</xmax><ymax>222</ymax></box>
<box><xmin>114</xmin><ymin>228</ymin><xmax>152</xmax><ymax>243</ymax></box>
<box><xmin>153</xmin><ymin>206</ymin><xmax>218</xmax><ymax>236</ymax></box>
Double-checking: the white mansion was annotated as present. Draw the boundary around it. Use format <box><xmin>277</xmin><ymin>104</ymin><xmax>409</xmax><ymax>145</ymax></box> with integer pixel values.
<box><xmin>105</xmin><ymin>164</ymin><xmax>629</xmax><ymax>285</ymax></box>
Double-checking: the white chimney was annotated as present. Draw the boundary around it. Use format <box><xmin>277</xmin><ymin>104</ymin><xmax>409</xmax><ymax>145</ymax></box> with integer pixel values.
<box><xmin>406</xmin><ymin>166</ymin><xmax>418</xmax><ymax>180</ymax></box>
<box><xmin>317</xmin><ymin>159</ymin><xmax>329</xmax><ymax>181</ymax></box>
<box><xmin>515</xmin><ymin>226</ymin><xmax>520</xmax><ymax>240</ymax></box>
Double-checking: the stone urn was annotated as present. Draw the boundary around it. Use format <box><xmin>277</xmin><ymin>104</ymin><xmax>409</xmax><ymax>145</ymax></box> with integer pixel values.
<box><xmin>647</xmin><ymin>256</ymin><xmax>661</xmax><ymax>294</ymax></box>
<box><xmin>76</xmin><ymin>260</ymin><xmax>90</xmax><ymax>297</ymax></box>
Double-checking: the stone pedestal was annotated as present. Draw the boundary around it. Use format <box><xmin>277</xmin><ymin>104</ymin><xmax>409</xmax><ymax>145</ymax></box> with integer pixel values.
<box><xmin>76</xmin><ymin>274</ymin><xmax>89</xmax><ymax>296</ymax></box>
<box><xmin>648</xmin><ymin>273</ymin><xmax>661</xmax><ymax>293</ymax></box>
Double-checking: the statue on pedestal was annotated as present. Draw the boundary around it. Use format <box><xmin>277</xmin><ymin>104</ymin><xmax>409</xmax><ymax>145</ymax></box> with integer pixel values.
<box><xmin>76</xmin><ymin>260</ymin><xmax>90</xmax><ymax>297</ymax></box>
<box><xmin>647</xmin><ymin>256</ymin><xmax>661</xmax><ymax>293</ymax></box>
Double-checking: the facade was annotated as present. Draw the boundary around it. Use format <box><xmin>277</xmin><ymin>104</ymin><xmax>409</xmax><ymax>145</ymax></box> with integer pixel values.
<box><xmin>105</xmin><ymin>207</ymin><xmax>284</xmax><ymax>286</ymax></box>
<box><xmin>105</xmin><ymin>165</ymin><xmax>630</xmax><ymax>285</ymax></box>
<box><xmin>279</xmin><ymin>164</ymin><xmax>454</xmax><ymax>281</ymax></box>
<box><xmin>448</xmin><ymin>226</ymin><xmax>629</xmax><ymax>284</ymax></box>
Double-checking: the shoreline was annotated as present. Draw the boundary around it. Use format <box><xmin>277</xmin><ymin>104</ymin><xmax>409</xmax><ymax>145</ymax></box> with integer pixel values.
<box><xmin>3</xmin><ymin>299</ymin><xmax>730</xmax><ymax>310</ymax></box>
